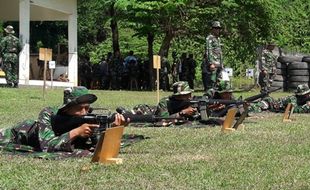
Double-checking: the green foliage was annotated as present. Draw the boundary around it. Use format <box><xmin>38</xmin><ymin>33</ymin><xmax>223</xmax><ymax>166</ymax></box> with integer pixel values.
<box><xmin>269</xmin><ymin>0</ymin><xmax>310</xmax><ymax>53</ymax></box>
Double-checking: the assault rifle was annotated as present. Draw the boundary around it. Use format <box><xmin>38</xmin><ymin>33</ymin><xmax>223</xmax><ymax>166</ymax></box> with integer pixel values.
<box><xmin>51</xmin><ymin>112</ymin><xmax>183</xmax><ymax>145</ymax></box>
<box><xmin>188</xmin><ymin>87</ymin><xmax>282</xmax><ymax>121</ymax></box>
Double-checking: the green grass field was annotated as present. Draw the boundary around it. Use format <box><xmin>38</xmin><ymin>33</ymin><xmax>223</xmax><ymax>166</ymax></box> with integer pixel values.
<box><xmin>0</xmin><ymin>87</ymin><xmax>310</xmax><ymax>190</ymax></box>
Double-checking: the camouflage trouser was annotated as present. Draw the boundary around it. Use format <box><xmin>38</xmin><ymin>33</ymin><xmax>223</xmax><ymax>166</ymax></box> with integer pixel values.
<box><xmin>248</xmin><ymin>96</ymin><xmax>275</xmax><ymax>113</ymax></box>
<box><xmin>258</xmin><ymin>71</ymin><xmax>275</xmax><ymax>93</ymax></box>
<box><xmin>2</xmin><ymin>55</ymin><xmax>19</xmax><ymax>87</ymax></box>
<box><xmin>203</xmin><ymin>68</ymin><xmax>221</xmax><ymax>91</ymax></box>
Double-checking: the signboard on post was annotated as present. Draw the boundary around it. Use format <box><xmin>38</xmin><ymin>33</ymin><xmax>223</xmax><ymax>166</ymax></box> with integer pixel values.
<box><xmin>49</xmin><ymin>61</ymin><xmax>56</xmax><ymax>69</ymax></box>
<box><xmin>246</xmin><ymin>69</ymin><xmax>254</xmax><ymax>78</ymax></box>
<box><xmin>224</xmin><ymin>68</ymin><xmax>233</xmax><ymax>77</ymax></box>
<box><xmin>39</xmin><ymin>48</ymin><xmax>52</xmax><ymax>61</ymax></box>
<box><xmin>39</xmin><ymin>48</ymin><xmax>53</xmax><ymax>99</ymax></box>
<box><xmin>153</xmin><ymin>55</ymin><xmax>161</xmax><ymax>69</ymax></box>
<box><xmin>153</xmin><ymin>55</ymin><xmax>161</xmax><ymax>103</ymax></box>
<box><xmin>49</xmin><ymin>61</ymin><xmax>56</xmax><ymax>88</ymax></box>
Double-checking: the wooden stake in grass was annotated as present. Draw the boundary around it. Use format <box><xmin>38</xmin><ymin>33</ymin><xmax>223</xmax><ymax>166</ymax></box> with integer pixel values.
<box><xmin>91</xmin><ymin>126</ymin><xmax>124</xmax><ymax>164</ymax></box>
<box><xmin>283</xmin><ymin>103</ymin><xmax>294</xmax><ymax>122</ymax></box>
<box><xmin>221</xmin><ymin>108</ymin><xmax>238</xmax><ymax>133</ymax></box>
<box><xmin>153</xmin><ymin>55</ymin><xmax>161</xmax><ymax>103</ymax></box>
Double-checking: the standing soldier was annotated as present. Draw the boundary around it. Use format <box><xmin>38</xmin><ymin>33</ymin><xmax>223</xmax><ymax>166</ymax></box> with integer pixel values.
<box><xmin>160</xmin><ymin>56</ymin><xmax>170</xmax><ymax>91</ymax></box>
<box><xmin>179</xmin><ymin>53</ymin><xmax>187</xmax><ymax>81</ymax></box>
<box><xmin>0</xmin><ymin>25</ymin><xmax>22</xmax><ymax>88</ymax></box>
<box><xmin>171</xmin><ymin>51</ymin><xmax>180</xmax><ymax>83</ymax></box>
<box><xmin>202</xmin><ymin>21</ymin><xmax>223</xmax><ymax>91</ymax></box>
<box><xmin>187</xmin><ymin>53</ymin><xmax>196</xmax><ymax>89</ymax></box>
<box><xmin>258</xmin><ymin>42</ymin><xmax>277</xmax><ymax>93</ymax></box>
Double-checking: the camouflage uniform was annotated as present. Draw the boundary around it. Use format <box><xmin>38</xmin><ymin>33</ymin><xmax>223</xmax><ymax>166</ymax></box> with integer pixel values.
<box><xmin>204</xmin><ymin>80</ymin><xmax>240</xmax><ymax>117</ymax></box>
<box><xmin>0</xmin><ymin>26</ymin><xmax>22</xmax><ymax>88</ymax></box>
<box><xmin>155</xmin><ymin>81</ymin><xmax>193</xmax><ymax>118</ymax></box>
<box><xmin>249</xmin><ymin>84</ymin><xmax>310</xmax><ymax>113</ymax></box>
<box><xmin>202</xmin><ymin>21</ymin><xmax>223</xmax><ymax>91</ymax></box>
<box><xmin>0</xmin><ymin>87</ymin><xmax>98</xmax><ymax>158</ymax></box>
<box><xmin>258</xmin><ymin>44</ymin><xmax>277</xmax><ymax>92</ymax></box>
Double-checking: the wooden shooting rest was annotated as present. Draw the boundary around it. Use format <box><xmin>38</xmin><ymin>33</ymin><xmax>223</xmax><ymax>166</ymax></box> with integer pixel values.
<box><xmin>221</xmin><ymin>108</ymin><xmax>238</xmax><ymax>133</ymax></box>
<box><xmin>283</xmin><ymin>103</ymin><xmax>294</xmax><ymax>122</ymax></box>
<box><xmin>91</xmin><ymin>126</ymin><xmax>124</xmax><ymax>164</ymax></box>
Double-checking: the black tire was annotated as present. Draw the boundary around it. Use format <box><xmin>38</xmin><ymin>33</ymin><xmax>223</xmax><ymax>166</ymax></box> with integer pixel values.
<box><xmin>269</xmin><ymin>86</ymin><xmax>284</xmax><ymax>91</ymax></box>
<box><xmin>287</xmin><ymin>69</ymin><xmax>309</xmax><ymax>76</ymax></box>
<box><xmin>288</xmin><ymin>62</ymin><xmax>309</xmax><ymax>70</ymax></box>
<box><xmin>288</xmin><ymin>81</ymin><xmax>307</xmax><ymax>89</ymax></box>
<box><xmin>288</xmin><ymin>76</ymin><xmax>309</xmax><ymax>82</ymax></box>
<box><xmin>302</xmin><ymin>56</ymin><xmax>310</xmax><ymax>63</ymax></box>
<box><xmin>276</xmin><ymin>62</ymin><xmax>287</xmax><ymax>69</ymax></box>
<box><xmin>274</xmin><ymin>75</ymin><xmax>286</xmax><ymax>81</ymax></box>
<box><xmin>271</xmin><ymin>80</ymin><xmax>285</xmax><ymax>87</ymax></box>
<box><xmin>275</xmin><ymin>68</ymin><xmax>286</xmax><ymax>75</ymax></box>
<box><xmin>278</xmin><ymin>55</ymin><xmax>303</xmax><ymax>63</ymax></box>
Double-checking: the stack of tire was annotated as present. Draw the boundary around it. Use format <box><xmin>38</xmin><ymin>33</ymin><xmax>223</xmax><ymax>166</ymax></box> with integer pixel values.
<box><xmin>271</xmin><ymin>61</ymin><xmax>288</xmax><ymax>91</ymax></box>
<box><xmin>275</xmin><ymin>55</ymin><xmax>310</xmax><ymax>91</ymax></box>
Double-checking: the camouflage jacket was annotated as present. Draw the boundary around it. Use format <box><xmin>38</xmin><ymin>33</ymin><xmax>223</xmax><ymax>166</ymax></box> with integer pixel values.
<box><xmin>205</xmin><ymin>34</ymin><xmax>222</xmax><ymax>67</ymax></box>
<box><xmin>0</xmin><ymin>107</ymin><xmax>93</xmax><ymax>153</ymax></box>
<box><xmin>249</xmin><ymin>95</ymin><xmax>310</xmax><ymax>113</ymax></box>
<box><xmin>155</xmin><ymin>96</ymin><xmax>180</xmax><ymax>118</ymax></box>
<box><xmin>261</xmin><ymin>49</ymin><xmax>277</xmax><ymax>73</ymax></box>
<box><xmin>0</xmin><ymin>34</ymin><xmax>22</xmax><ymax>61</ymax></box>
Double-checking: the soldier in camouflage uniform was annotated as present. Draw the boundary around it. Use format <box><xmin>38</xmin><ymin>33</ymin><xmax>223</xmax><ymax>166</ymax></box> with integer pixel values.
<box><xmin>0</xmin><ymin>86</ymin><xmax>127</xmax><ymax>158</ymax></box>
<box><xmin>203</xmin><ymin>80</ymin><xmax>241</xmax><ymax>117</ymax></box>
<box><xmin>155</xmin><ymin>81</ymin><xmax>197</xmax><ymax>120</ymax></box>
<box><xmin>249</xmin><ymin>84</ymin><xmax>310</xmax><ymax>113</ymax></box>
<box><xmin>0</xmin><ymin>26</ymin><xmax>22</xmax><ymax>88</ymax></box>
<box><xmin>202</xmin><ymin>21</ymin><xmax>223</xmax><ymax>91</ymax></box>
<box><xmin>160</xmin><ymin>56</ymin><xmax>170</xmax><ymax>91</ymax></box>
<box><xmin>258</xmin><ymin>42</ymin><xmax>277</xmax><ymax>93</ymax></box>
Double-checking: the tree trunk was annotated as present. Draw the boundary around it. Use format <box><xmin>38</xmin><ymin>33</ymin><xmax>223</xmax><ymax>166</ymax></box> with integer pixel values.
<box><xmin>158</xmin><ymin>31</ymin><xmax>174</xmax><ymax>58</ymax></box>
<box><xmin>147</xmin><ymin>32</ymin><xmax>154</xmax><ymax>90</ymax></box>
<box><xmin>110</xmin><ymin>4</ymin><xmax>120</xmax><ymax>56</ymax></box>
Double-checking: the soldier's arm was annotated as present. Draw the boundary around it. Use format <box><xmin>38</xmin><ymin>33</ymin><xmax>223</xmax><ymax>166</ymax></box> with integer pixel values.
<box><xmin>155</xmin><ymin>99</ymin><xmax>170</xmax><ymax>118</ymax></box>
<box><xmin>0</xmin><ymin>39</ymin><xmax>4</xmax><ymax>56</ymax></box>
<box><xmin>293</xmin><ymin>104</ymin><xmax>310</xmax><ymax>113</ymax></box>
<box><xmin>205</xmin><ymin>36</ymin><xmax>214</xmax><ymax>63</ymax></box>
<box><xmin>37</xmin><ymin>107</ymin><xmax>75</xmax><ymax>152</ymax></box>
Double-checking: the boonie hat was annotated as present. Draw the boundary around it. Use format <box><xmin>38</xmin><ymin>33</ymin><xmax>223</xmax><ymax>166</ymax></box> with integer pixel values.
<box><xmin>172</xmin><ymin>81</ymin><xmax>193</xmax><ymax>96</ymax></box>
<box><xmin>58</xmin><ymin>86</ymin><xmax>97</xmax><ymax>113</ymax></box>
<box><xmin>4</xmin><ymin>25</ymin><xmax>15</xmax><ymax>34</ymax></box>
<box><xmin>212</xmin><ymin>21</ymin><xmax>221</xmax><ymax>28</ymax></box>
<box><xmin>295</xmin><ymin>84</ymin><xmax>310</xmax><ymax>96</ymax></box>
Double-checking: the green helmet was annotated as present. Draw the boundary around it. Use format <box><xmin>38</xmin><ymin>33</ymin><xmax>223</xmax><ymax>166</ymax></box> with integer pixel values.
<box><xmin>295</xmin><ymin>84</ymin><xmax>310</xmax><ymax>96</ymax></box>
<box><xmin>58</xmin><ymin>86</ymin><xmax>97</xmax><ymax>114</ymax></box>
<box><xmin>172</xmin><ymin>81</ymin><xmax>193</xmax><ymax>96</ymax></box>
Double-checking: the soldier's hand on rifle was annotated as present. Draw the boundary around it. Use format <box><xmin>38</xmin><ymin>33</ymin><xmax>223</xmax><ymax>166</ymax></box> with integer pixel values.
<box><xmin>111</xmin><ymin>113</ymin><xmax>129</xmax><ymax>127</ymax></box>
<box><xmin>180</xmin><ymin>107</ymin><xmax>197</xmax><ymax>117</ymax></box>
<box><xmin>70</xmin><ymin>123</ymin><xmax>99</xmax><ymax>139</ymax></box>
